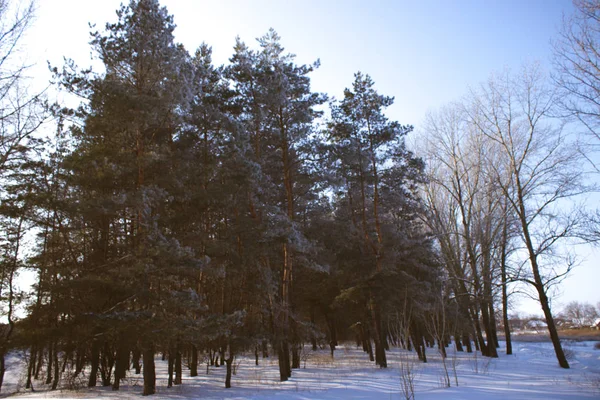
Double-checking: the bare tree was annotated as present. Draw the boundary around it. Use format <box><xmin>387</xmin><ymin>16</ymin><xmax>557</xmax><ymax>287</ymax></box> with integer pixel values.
<box><xmin>422</xmin><ymin>104</ymin><xmax>507</xmax><ymax>359</ymax></box>
<box><xmin>0</xmin><ymin>1</ymin><xmax>44</xmax><ymax>391</ymax></box>
<box><xmin>553</xmin><ymin>0</ymin><xmax>600</xmax><ymax>147</ymax></box>
<box><xmin>560</xmin><ymin>301</ymin><xmax>599</xmax><ymax>327</ymax></box>
<box><xmin>467</xmin><ymin>65</ymin><xmax>588</xmax><ymax>369</ymax></box>
<box><xmin>0</xmin><ymin>0</ymin><xmax>44</xmax><ymax>180</ymax></box>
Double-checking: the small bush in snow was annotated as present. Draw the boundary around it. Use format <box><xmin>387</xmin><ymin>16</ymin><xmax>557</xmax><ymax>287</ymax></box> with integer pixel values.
<box><xmin>563</xmin><ymin>347</ymin><xmax>576</xmax><ymax>361</ymax></box>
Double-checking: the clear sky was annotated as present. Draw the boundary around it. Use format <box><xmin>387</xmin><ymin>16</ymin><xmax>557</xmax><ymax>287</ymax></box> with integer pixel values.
<box><xmin>21</xmin><ymin>0</ymin><xmax>599</xmax><ymax>316</ymax></box>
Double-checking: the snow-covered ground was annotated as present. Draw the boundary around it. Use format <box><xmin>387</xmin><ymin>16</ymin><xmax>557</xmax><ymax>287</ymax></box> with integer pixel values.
<box><xmin>2</xmin><ymin>340</ymin><xmax>599</xmax><ymax>399</ymax></box>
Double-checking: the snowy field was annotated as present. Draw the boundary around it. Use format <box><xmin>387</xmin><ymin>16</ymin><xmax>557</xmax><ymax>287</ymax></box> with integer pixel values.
<box><xmin>2</xmin><ymin>340</ymin><xmax>599</xmax><ymax>399</ymax></box>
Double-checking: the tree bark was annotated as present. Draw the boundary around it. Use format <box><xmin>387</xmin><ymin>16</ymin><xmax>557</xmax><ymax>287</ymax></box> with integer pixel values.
<box><xmin>112</xmin><ymin>341</ymin><xmax>128</xmax><ymax>390</ymax></box>
<box><xmin>174</xmin><ymin>347</ymin><xmax>182</xmax><ymax>385</ymax></box>
<box><xmin>277</xmin><ymin>340</ymin><xmax>291</xmax><ymax>381</ymax></box>
<box><xmin>51</xmin><ymin>349</ymin><xmax>59</xmax><ymax>390</ymax></box>
<box><xmin>89</xmin><ymin>339</ymin><xmax>100</xmax><ymax>387</ymax></box>
<box><xmin>0</xmin><ymin>352</ymin><xmax>5</xmax><ymax>392</ymax></box>
<box><xmin>142</xmin><ymin>345</ymin><xmax>156</xmax><ymax>396</ymax></box>
<box><xmin>167</xmin><ymin>349</ymin><xmax>174</xmax><ymax>388</ymax></box>
<box><xmin>225</xmin><ymin>350</ymin><xmax>234</xmax><ymax>388</ymax></box>
<box><xmin>133</xmin><ymin>348</ymin><xmax>142</xmax><ymax>374</ymax></box>
<box><xmin>500</xmin><ymin>211</ymin><xmax>513</xmax><ymax>355</ymax></box>
<box><xmin>26</xmin><ymin>346</ymin><xmax>36</xmax><ymax>390</ymax></box>
<box><xmin>190</xmin><ymin>345</ymin><xmax>198</xmax><ymax>377</ymax></box>
<box><xmin>45</xmin><ymin>343</ymin><xmax>53</xmax><ymax>385</ymax></box>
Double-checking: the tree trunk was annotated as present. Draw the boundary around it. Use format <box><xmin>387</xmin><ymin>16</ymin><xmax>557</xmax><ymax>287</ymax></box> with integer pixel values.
<box><xmin>133</xmin><ymin>348</ymin><xmax>142</xmax><ymax>374</ymax></box>
<box><xmin>479</xmin><ymin>300</ymin><xmax>498</xmax><ymax>358</ymax></box>
<box><xmin>0</xmin><ymin>352</ymin><xmax>5</xmax><ymax>392</ymax></box>
<box><xmin>455</xmin><ymin>336</ymin><xmax>464</xmax><ymax>352</ymax></box>
<box><xmin>277</xmin><ymin>340</ymin><xmax>291</xmax><ymax>381</ymax></box>
<box><xmin>51</xmin><ymin>347</ymin><xmax>59</xmax><ymax>390</ymax></box>
<box><xmin>167</xmin><ymin>349</ymin><xmax>174</xmax><ymax>388</ymax></box>
<box><xmin>225</xmin><ymin>351</ymin><xmax>234</xmax><ymax>388</ymax></box>
<box><xmin>142</xmin><ymin>345</ymin><xmax>156</xmax><ymax>396</ymax></box>
<box><xmin>488</xmin><ymin>302</ymin><xmax>500</xmax><ymax>348</ymax></box>
<box><xmin>310</xmin><ymin>303</ymin><xmax>318</xmax><ymax>351</ymax></box>
<box><xmin>537</xmin><ymin>284</ymin><xmax>569</xmax><ymax>368</ymax></box>
<box><xmin>34</xmin><ymin>348</ymin><xmax>43</xmax><ymax>379</ymax></box>
<box><xmin>46</xmin><ymin>343</ymin><xmax>53</xmax><ymax>385</ymax></box>
<box><xmin>470</xmin><ymin>309</ymin><xmax>486</xmax><ymax>355</ymax></box>
<box><xmin>174</xmin><ymin>348</ymin><xmax>182</xmax><ymax>385</ymax></box>
<box><xmin>462</xmin><ymin>333</ymin><xmax>472</xmax><ymax>353</ymax></box>
<box><xmin>88</xmin><ymin>340</ymin><xmax>100</xmax><ymax>387</ymax></box>
<box><xmin>500</xmin><ymin>223</ymin><xmax>513</xmax><ymax>355</ymax></box>
<box><xmin>100</xmin><ymin>342</ymin><xmax>113</xmax><ymax>387</ymax></box>
<box><xmin>75</xmin><ymin>347</ymin><xmax>85</xmax><ymax>376</ymax></box>
<box><xmin>291</xmin><ymin>342</ymin><xmax>300</xmax><ymax>369</ymax></box>
<box><xmin>26</xmin><ymin>346</ymin><xmax>35</xmax><ymax>390</ymax></box>
<box><xmin>438</xmin><ymin>339</ymin><xmax>447</xmax><ymax>359</ymax></box>
<box><xmin>112</xmin><ymin>342</ymin><xmax>128</xmax><ymax>391</ymax></box>
<box><xmin>325</xmin><ymin>309</ymin><xmax>338</xmax><ymax>347</ymax></box>
<box><xmin>371</xmin><ymin>298</ymin><xmax>387</xmax><ymax>368</ymax></box>
<box><xmin>190</xmin><ymin>345</ymin><xmax>198</xmax><ymax>377</ymax></box>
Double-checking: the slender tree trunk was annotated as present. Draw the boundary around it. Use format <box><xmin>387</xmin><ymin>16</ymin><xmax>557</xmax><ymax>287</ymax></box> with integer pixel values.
<box><xmin>100</xmin><ymin>342</ymin><xmax>113</xmax><ymax>387</ymax></box>
<box><xmin>500</xmin><ymin>215</ymin><xmax>513</xmax><ymax>355</ymax></box>
<box><xmin>46</xmin><ymin>343</ymin><xmax>53</xmax><ymax>385</ymax></box>
<box><xmin>89</xmin><ymin>339</ymin><xmax>100</xmax><ymax>387</ymax></box>
<box><xmin>35</xmin><ymin>348</ymin><xmax>43</xmax><ymax>379</ymax></box>
<box><xmin>323</xmin><ymin>308</ymin><xmax>338</xmax><ymax>347</ymax></box>
<box><xmin>190</xmin><ymin>345</ymin><xmax>198</xmax><ymax>377</ymax></box>
<box><xmin>370</xmin><ymin>296</ymin><xmax>387</xmax><ymax>368</ymax></box>
<box><xmin>463</xmin><ymin>333</ymin><xmax>472</xmax><ymax>353</ymax></box>
<box><xmin>411</xmin><ymin>327</ymin><xmax>427</xmax><ymax>363</ymax></box>
<box><xmin>455</xmin><ymin>336</ymin><xmax>464</xmax><ymax>352</ymax></box>
<box><xmin>51</xmin><ymin>347</ymin><xmax>59</xmax><ymax>390</ymax></box>
<box><xmin>168</xmin><ymin>349</ymin><xmax>174</xmax><ymax>388</ymax></box>
<box><xmin>438</xmin><ymin>339</ymin><xmax>447</xmax><ymax>359</ymax></box>
<box><xmin>174</xmin><ymin>347</ymin><xmax>182</xmax><ymax>385</ymax></box>
<box><xmin>132</xmin><ymin>348</ymin><xmax>142</xmax><ymax>374</ymax></box>
<box><xmin>0</xmin><ymin>352</ymin><xmax>5</xmax><ymax>392</ymax></box>
<box><xmin>26</xmin><ymin>346</ymin><xmax>36</xmax><ymax>390</ymax></box>
<box><xmin>470</xmin><ymin>308</ymin><xmax>487</xmax><ymax>355</ymax></box>
<box><xmin>310</xmin><ymin>302</ymin><xmax>317</xmax><ymax>351</ymax></box>
<box><xmin>291</xmin><ymin>342</ymin><xmax>300</xmax><ymax>369</ymax></box>
<box><xmin>112</xmin><ymin>341</ymin><xmax>128</xmax><ymax>391</ymax></box>
<box><xmin>75</xmin><ymin>347</ymin><xmax>85</xmax><ymax>376</ymax></box>
<box><xmin>225</xmin><ymin>349</ymin><xmax>234</xmax><ymax>389</ymax></box>
<box><xmin>488</xmin><ymin>302</ymin><xmax>500</xmax><ymax>348</ymax></box>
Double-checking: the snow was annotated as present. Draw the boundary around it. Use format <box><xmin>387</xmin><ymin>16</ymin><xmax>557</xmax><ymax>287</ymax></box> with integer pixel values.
<box><xmin>3</xmin><ymin>340</ymin><xmax>599</xmax><ymax>399</ymax></box>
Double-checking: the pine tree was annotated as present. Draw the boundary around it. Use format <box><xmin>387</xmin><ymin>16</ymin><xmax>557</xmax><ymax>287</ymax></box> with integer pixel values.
<box><xmin>227</xmin><ymin>29</ymin><xmax>325</xmax><ymax>381</ymax></box>
<box><xmin>51</xmin><ymin>0</ymin><xmax>196</xmax><ymax>394</ymax></box>
<box><xmin>328</xmin><ymin>72</ymin><xmax>431</xmax><ymax>368</ymax></box>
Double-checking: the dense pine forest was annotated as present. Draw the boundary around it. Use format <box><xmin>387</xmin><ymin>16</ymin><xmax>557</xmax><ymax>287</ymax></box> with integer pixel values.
<box><xmin>0</xmin><ymin>0</ymin><xmax>597</xmax><ymax>396</ymax></box>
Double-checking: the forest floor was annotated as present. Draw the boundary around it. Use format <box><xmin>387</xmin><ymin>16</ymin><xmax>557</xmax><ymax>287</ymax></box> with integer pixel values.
<box><xmin>2</xmin><ymin>339</ymin><xmax>600</xmax><ymax>399</ymax></box>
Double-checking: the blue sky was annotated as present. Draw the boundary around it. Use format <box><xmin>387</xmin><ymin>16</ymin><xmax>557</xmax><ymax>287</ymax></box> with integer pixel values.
<box><xmin>27</xmin><ymin>0</ymin><xmax>574</xmax><ymax>126</ymax></box>
<box><xmin>23</xmin><ymin>0</ymin><xmax>598</xmax><ymax>315</ymax></box>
